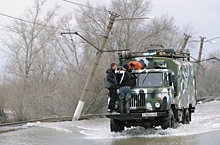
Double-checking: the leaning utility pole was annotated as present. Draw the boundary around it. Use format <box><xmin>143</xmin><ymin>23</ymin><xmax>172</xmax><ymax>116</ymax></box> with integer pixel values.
<box><xmin>72</xmin><ymin>12</ymin><xmax>119</xmax><ymax>121</ymax></box>
<box><xmin>196</xmin><ymin>36</ymin><xmax>206</xmax><ymax>82</ymax></box>
<box><xmin>179</xmin><ymin>33</ymin><xmax>191</xmax><ymax>53</ymax></box>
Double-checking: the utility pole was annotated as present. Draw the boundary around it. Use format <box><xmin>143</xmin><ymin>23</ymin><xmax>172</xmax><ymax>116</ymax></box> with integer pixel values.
<box><xmin>72</xmin><ymin>12</ymin><xmax>119</xmax><ymax>121</ymax></box>
<box><xmin>196</xmin><ymin>36</ymin><xmax>206</xmax><ymax>83</ymax></box>
<box><xmin>179</xmin><ymin>33</ymin><xmax>191</xmax><ymax>53</ymax></box>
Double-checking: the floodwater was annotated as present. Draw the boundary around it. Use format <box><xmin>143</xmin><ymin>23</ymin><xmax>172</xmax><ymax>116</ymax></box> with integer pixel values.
<box><xmin>1</xmin><ymin>101</ymin><xmax>220</xmax><ymax>145</ymax></box>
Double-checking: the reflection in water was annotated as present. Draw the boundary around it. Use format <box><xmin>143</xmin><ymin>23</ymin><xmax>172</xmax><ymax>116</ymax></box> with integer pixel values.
<box><xmin>1</xmin><ymin>101</ymin><xmax>220</xmax><ymax>145</ymax></box>
<box><xmin>110</xmin><ymin>129</ymin><xmax>220</xmax><ymax>145</ymax></box>
<box><xmin>110</xmin><ymin>136</ymin><xmax>198</xmax><ymax>145</ymax></box>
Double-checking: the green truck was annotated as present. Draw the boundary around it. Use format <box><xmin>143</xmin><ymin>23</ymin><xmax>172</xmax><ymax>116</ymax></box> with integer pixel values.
<box><xmin>106</xmin><ymin>49</ymin><xmax>196</xmax><ymax>132</ymax></box>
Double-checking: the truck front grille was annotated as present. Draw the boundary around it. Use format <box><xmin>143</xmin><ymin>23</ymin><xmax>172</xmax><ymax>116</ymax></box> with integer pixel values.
<box><xmin>130</xmin><ymin>93</ymin><xmax>146</xmax><ymax>108</ymax></box>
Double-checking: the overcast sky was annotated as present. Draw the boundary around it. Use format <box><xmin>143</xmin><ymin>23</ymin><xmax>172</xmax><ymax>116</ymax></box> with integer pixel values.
<box><xmin>0</xmin><ymin>0</ymin><xmax>220</xmax><ymax>62</ymax></box>
<box><xmin>152</xmin><ymin>0</ymin><xmax>220</xmax><ymax>58</ymax></box>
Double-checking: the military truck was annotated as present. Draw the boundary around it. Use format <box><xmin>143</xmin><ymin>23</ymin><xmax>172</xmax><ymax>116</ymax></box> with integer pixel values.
<box><xmin>106</xmin><ymin>49</ymin><xmax>196</xmax><ymax>132</ymax></box>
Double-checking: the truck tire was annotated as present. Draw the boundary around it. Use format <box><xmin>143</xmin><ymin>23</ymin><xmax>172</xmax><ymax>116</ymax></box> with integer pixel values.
<box><xmin>161</xmin><ymin>109</ymin><xmax>175</xmax><ymax>129</ymax></box>
<box><xmin>182</xmin><ymin>109</ymin><xmax>190</xmax><ymax>124</ymax></box>
<box><xmin>110</xmin><ymin>119</ymin><xmax>124</xmax><ymax>132</ymax></box>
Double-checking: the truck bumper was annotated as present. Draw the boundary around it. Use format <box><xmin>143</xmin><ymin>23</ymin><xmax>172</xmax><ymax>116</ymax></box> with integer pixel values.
<box><xmin>106</xmin><ymin>112</ymin><xmax>167</xmax><ymax>121</ymax></box>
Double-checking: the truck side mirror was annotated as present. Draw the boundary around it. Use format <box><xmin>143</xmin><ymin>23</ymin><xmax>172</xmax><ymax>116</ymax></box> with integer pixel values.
<box><xmin>170</xmin><ymin>74</ymin><xmax>176</xmax><ymax>83</ymax></box>
<box><xmin>164</xmin><ymin>73</ymin><xmax>169</xmax><ymax>86</ymax></box>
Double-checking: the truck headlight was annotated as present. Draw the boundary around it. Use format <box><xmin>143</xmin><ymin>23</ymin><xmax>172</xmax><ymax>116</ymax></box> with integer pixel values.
<box><xmin>115</xmin><ymin>103</ymin><xmax>119</xmax><ymax>110</ymax></box>
<box><xmin>117</xmin><ymin>89</ymin><xmax>120</xmax><ymax>94</ymax></box>
<box><xmin>155</xmin><ymin>103</ymin><xmax>160</xmax><ymax>108</ymax></box>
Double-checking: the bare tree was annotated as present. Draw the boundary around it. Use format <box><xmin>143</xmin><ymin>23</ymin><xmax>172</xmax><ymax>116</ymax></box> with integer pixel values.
<box><xmin>1</xmin><ymin>0</ymin><xmax>62</xmax><ymax>120</ymax></box>
<box><xmin>0</xmin><ymin>73</ymin><xmax>7</xmax><ymax>123</ymax></box>
<box><xmin>197</xmin><ymin>51</ymin><xmax>220</xmax><ymax>97</ymax></box>
<box><xmin>75</xmin><ymin>0</ymin><xmax>193</xmax><ymax>52</ymax></box>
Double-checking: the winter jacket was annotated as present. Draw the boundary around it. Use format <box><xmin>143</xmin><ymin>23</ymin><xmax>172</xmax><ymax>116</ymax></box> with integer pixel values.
<box><xmin>118</xmin><ymin>70</ymin><xmax>131</xmax><ymax>87</ymax></box>
<box><xmin>104</xmin><ymin>68</ymin><xmax>117</xmax><ymax>88</ymax></box>
<box><xmin>128</xmin><ymin>61</ymin><xmax>142</xmax><ymax>70</ymax></box>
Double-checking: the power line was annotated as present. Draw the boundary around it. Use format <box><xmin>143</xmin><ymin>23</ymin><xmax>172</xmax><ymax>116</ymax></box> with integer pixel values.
<box><xmin>0</xmin><ymin>12</ymin><xmax>75</xmax><ymax>32</ymax></box>
<box><xmin>0</xmin><ymin>33</ymin><xmax>10</xmax><ymax>36</ymax></box>
<box><xmin>206</xmin><ymin>36</ymin><xmax>220</xmax><ymax>41</ymax></box>
<box><xmin>63</xmin><ymin>0</ymin><xmax>94</xmax><ymax>9</ymax></box>
<box><xmin>188</xmin><ymin>36</ymin><xmax>220</xmax><ymax>43</ymax></box>
<box><xmin>62</xmin><ymin>0</ymin><xmax>109</xmax><ymax>12</ymax></box>
<box><xmin>208</xmin><ymin>42</ymin><xmax>220</xmax><ymax>46</ymax></box>
<box><xmin>202</xmin><ymin>48</ymin><xmax>220</xmax><ymax>61</ymax></box>
<box><xmin>0</xmin><ymin>24</ymin><xmax>6</xmax><ymax>27</ymax></box>
<box><xmin>203</xmin><ymin>48</ymin><xmax>212</xmax><ymax>54</ymax></box>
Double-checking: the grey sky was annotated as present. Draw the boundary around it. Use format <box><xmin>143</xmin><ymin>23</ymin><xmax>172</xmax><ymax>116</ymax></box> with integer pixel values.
<box><xmin>0</xmin><ymin>0</ymin><xmax>219</xmax><ymax>61</ymax></box>
<box><xmin>152</xmin><ymin>0</ymin><xmax>220</xmax><ymax>58</ymax></box>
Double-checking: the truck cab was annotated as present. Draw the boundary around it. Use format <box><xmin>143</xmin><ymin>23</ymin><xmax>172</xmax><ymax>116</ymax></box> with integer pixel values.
<box><xmin>129</xmin><ymin>69</ymin><xmax>174</xmax><ymax>113</ymax></box>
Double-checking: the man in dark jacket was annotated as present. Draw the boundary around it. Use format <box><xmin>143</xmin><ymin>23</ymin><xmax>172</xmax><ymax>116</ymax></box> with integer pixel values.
<box><xmin>105</xmin><ymin>63</ymin><xmax>117</xmax><ymax>113</ymax></box>
<box><xmin>118</xmin><ymin>64</ymin><xmax>131</xmax><ymax>114</ymax></box>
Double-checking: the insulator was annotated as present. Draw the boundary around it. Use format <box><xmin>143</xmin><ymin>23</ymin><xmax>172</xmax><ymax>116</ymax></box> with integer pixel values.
<box><xmin>122</xmin><ymin>51</ymin><xmax>132</xmax><ymax>59</ymax></box>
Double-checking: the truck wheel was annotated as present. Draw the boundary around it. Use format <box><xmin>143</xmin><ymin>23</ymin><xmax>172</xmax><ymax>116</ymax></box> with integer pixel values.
<box><xmin>161</xmin><ymin>109</ymin><xmax>175</xmax><ymax>129</ymax></box>
<box><xmin>110</xmin><ymin>119</ymin><xmax>124</xmax><ymax>132</ymax></box>
<box><xmin>182</xmin><ymin>109</ymin><xmax>190</xmax><ymax>124</ymax></box>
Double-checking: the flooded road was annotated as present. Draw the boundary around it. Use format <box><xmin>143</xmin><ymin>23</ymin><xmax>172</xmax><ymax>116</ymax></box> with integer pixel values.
<box><xmin>1</xmin><ymin>101</ymin><xmax>220</xmax><ymax>145</ymax></box>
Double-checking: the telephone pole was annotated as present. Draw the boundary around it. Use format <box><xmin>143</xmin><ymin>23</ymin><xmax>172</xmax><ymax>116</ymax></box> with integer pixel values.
<box><xmin>196</xmin><ymin>36</ymin><xmax>206</xmax><ymax>82</ymax></box>
<box><xmin>179</xmin><ymin>33</ymin><xmax>191</xmax><ymax>53</ymax></box>
<box><xmin>72</xmin><ymin>12</ymin><xmax>119</xmax><ymax>121</ymax></box>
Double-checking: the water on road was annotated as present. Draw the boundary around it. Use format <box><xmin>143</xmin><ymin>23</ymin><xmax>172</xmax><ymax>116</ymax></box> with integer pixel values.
<box><xmin>1</xmin><ymin>101</ymin><xmax>220</xmax><ymax>145</ymax></box>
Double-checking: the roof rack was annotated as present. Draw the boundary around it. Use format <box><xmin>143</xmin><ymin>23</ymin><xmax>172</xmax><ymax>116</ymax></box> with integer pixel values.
<box><xmin>120</xmin><ymin>49</ymin><xmax>190</xmax><ymax>60</ymax></box>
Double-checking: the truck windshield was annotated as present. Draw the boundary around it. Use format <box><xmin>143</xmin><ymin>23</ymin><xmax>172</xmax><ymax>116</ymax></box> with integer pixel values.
<box><xmin>139</xmin><ymin>73</ymin><xmax>163</xmax><ymax>87</ymax></box>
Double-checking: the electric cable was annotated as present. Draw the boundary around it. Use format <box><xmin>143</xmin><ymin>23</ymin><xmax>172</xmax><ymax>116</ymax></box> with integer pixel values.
<box><xmin>0</xmin><ymin>12</ymin><xmax>75</xmax><ymax>32</ymax></box>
